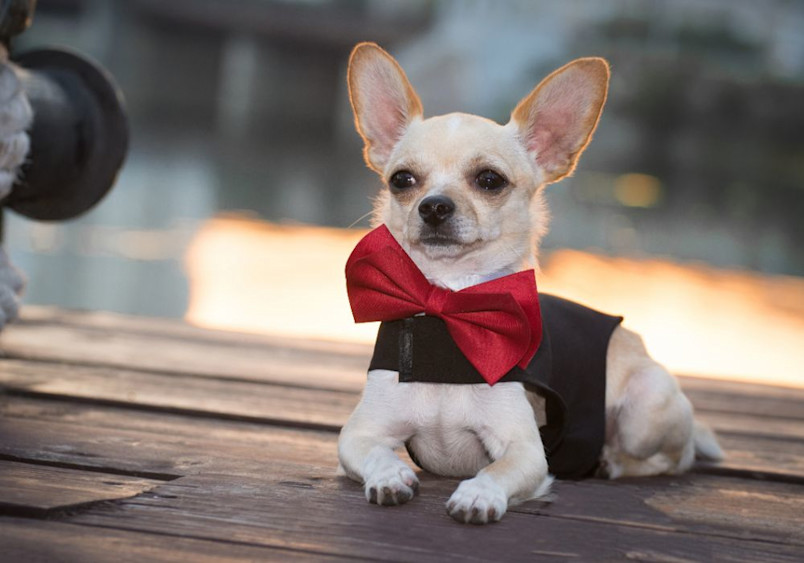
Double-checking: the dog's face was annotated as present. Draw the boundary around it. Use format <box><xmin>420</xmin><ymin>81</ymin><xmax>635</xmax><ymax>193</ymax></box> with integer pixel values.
<box><xmin>348</xmin><ymin>43</ymin><xmax>609</xmax><ymax>287</ymax></box>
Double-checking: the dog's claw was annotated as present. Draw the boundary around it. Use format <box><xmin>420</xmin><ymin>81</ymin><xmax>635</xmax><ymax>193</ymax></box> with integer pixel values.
<box><xmin>446</xmin><ymin>474</ymin><xmax>507</xmax><ymax>525</ymax></box>
<box><xmin>369</xmin><ymin>482</ymin><xmax>416</xmax><ymax>506</ymax></box>
<box><xmin>446</xmin><ymin>505</ymin><xmax>497</xmax><ymax>525</ymax></box>
<box><xmin>379</xmin><ymin>485</ymin><xmax>402</xmax><ymax>506</ymax></box>
<box><xmin>364</xmin><ymin>460</ymin><xmax>419</xmax><ymax>507</ymax></box>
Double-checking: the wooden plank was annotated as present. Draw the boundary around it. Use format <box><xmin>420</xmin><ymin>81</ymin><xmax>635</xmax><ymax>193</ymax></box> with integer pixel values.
<box><xmin>14</xmin><ymin>306</ymin><xmax>372</xmax><ymax>358</ymax></box>
<box><xmin>409</xmin><ymin>472</ymin><xmax>804</xmax><ymax>545</ymax></box>
<box><xmin>642</xmin><ymin>477</ymin><xmax>804</xmax><ymax>543</ymax></box>
<box><xmin>0</xmin><ymin>460</ymin><xmax>162</xmax><ymax>517</ymax></box>
<box><xmin>9</xmin><ymin>309</ymin><xmax>804</xmax><ymax>421</ymax></box>
<box><xmin>696</xmin><ymin>410</ymin><xmax>804</xmax><ymax>441</ymax></box>
<box><xmin>519</xmin><ymin>475</ymin><xmax>804</xmax><ymax>545</ymax></box>
<box><xmin>680</xmin><ymin>376</ymin><xmax>804</xmax><ymax>421</ymax></box>
<box><xmin>0</xmin><ymin>517</ymin><xmax>351</xmax><ymax>562</ymax></box>
<box><xmin>22</xmin><ymin>307</ymin><xmax>804</xmax><ymax>401</ymax></box>
<box><xmin>0</xmin><ymin>398</ymin><xmax>340</xmax><ymax>478</ymax></box>
<box><xmin>6</xmin><ymin>396</ymin><xmax>803</xmax><ymax>491</ymax></box>
<box><xmin>3</xmin><ymin>398</ymin><xmax>803</xmax><ymax>559</ymax></box>
<box><xmin>4</xmin><ymin>359</ymin><xmax>803</xmax><ymax>443</ymax></box>
<box><xmin>699</xmin><ymin>432</ymin><xmax>804</xmax><ymax>484</ymax></box>
<box><xmin>3</xmin><ymin>375</ymin><xmax>803</xmax><ymax>481</ymax></box>
<box><xmin>1</xmin><ymin>312</ymin><xmax>368</xmax><ymax>393</ymax></box>
<box><xmin>2</xmin><ymin>308</ymin><xmax>801</xmax><ymax>560</ymax></box>
<box><xmin>69</xmin><ymin>472</ymin><xmax>804</xmax><ymax>562</ymax></box>
<box><xmin>2</xmin><ymin>401</ymin><xmax>802</xmax><ymax>548</ymax></box>
<box><xmin>0</xmin><ymin>359</ymin><xmax>356</xmax><ymax>431</ymax></box>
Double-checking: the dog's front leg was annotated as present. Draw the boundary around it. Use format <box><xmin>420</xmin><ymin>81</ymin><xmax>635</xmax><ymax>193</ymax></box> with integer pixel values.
<box><xmin>338</xmin><ymin>370</ymin><xmax>419</xmax><ymax>506</ymax></box>
<box><xmin>447</xmin><ymin>393</ymin><xmax>551</xmax><ymax>524</ymax></box>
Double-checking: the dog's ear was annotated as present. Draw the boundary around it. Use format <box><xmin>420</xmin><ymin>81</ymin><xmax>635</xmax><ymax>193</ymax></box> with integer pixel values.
<box><xmin>348</xmin><ymin>42</ymin><xmax>423</xmax><ymax>173</ymax></box>
<box><xmin>510</xmin><ymin>58</ymin><xmax>609</xmax><ymax>184</ymax></box>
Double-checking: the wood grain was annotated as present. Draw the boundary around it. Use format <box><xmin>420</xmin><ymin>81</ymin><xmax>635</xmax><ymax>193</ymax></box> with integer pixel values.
<box><xmin>2</xmin><ymin>371</ymin><xmax>803</xmax><ymax>480</ymax></box>
<box><xmin>1</xmin><ymin>307</ymin><xmax>802</xmax><ymax>562</ymax></box>
<box><xmin>0</xmin><ymin>398</ymin><xmax>339</xmax><ymax>477</ymax></box>
<box><xmin>2</xmin><ymin>398</ymin><xmax>803</xmax><ymax>545</ymax></box>
<box><xmin>0</xmin><ymin>517</ymin><xmax>351</xmax><ymax>562</ymax></box>
<box><xmin>0</xmin><ymin>359</ymin><xmax>356</xmax><ymax>431</ymax></box>
<box><xmin>71</xmin><ymin>473</ymin><xmax>804</xmax><ymax>562</ymax></box>
<box><xmin>1</xmin><ymin>312</ymin><xmax>368</xmax><ymax>392</ymax></box>
<box><xmin>8</xmin><ymin>308</ymin><xmax>804</xmax><ymax>415</ymax></box>
<box><xmin>0</xmin><ymin>460</ymin><xmax>163</xmax><ymax>517</ymax></box>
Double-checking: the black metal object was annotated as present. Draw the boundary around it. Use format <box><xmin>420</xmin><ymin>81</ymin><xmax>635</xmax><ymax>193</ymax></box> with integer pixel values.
<box><xmin>0</xmin><ymin>0</ymin><xmax>128</xmax><ymax>223</ymax></box>
<box><xmin>5</xmin><ymin>48</ymin><xmax>128</xmax><ymax>220</ymax></box>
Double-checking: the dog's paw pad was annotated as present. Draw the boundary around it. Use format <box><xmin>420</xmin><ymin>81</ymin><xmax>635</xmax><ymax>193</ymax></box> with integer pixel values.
<box><xmin>446</xmin><ymin>474</ymin><xmax>507</xmax><ymax>524</ymax></box>
<box><xmin>364</xmin><ymin>461</ymin><xmax>419</xmax><ymax>506</ymax></box>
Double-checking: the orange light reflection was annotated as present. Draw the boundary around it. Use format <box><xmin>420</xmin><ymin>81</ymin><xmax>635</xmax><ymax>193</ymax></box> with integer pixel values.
<box><xmin>185</xmin><ymin>215</ymin><xmax>804</xmax><ymax>389</ymax></box>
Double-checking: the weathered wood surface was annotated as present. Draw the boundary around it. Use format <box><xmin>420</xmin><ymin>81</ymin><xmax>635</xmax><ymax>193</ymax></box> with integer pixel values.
<box><xmin>0</xmin><ymin>460</ymin><xmax>163</xmax><ymax>516</ymax></box>
<box><xmin>1</xmin><ymin>307</ymin><xmax>803</xmax><ymax>561</ymax></box>
<box><xmin>0</xmin><ymin>518</ymin><xmax>352</xmax><ymax>562</ymax></box>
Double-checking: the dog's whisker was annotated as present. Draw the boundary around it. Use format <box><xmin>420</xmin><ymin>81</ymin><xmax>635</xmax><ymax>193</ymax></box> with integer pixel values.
<box><xmin>347</xmin><ymin>210</ymin><xmax>374</xmax><ymax>229</ymax></box>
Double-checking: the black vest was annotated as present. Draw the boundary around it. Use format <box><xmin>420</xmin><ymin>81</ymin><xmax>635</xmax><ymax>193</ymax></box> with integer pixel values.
<box><xmin>368</xmin><ymin>294</ymin><xmax>623</xmax><ymax>479</ymax></box>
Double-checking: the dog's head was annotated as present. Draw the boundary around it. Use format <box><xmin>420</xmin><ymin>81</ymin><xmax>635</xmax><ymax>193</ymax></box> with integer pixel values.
<box><xmin>348</xmin><ymin>43</ymin><xmax>609</xmax><ymax>289</ymax></box>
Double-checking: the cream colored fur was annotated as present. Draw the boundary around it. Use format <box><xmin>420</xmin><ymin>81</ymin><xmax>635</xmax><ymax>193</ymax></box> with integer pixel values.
<box><xmin>338</xmin><ymin>43</ymin><xmax>723</xmax><ymax>525</ymax></box>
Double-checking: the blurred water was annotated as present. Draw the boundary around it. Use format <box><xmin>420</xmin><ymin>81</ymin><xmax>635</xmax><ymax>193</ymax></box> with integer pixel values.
<box><xmin>4</xmin><ymin>0</ymin><xmax>803</xmax><ymax>318</ymax></box>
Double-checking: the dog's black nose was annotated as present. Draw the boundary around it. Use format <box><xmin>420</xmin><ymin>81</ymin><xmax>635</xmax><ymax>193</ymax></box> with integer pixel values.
<box><xmin>418</xmin><ymin>195</ymin><xmax>455</xmax><ymax>226</ymax></box>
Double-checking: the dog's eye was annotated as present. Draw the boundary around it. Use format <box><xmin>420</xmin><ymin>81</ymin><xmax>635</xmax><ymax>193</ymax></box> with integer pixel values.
<box><xmin>475</xmin><ymin>170</ymin><xmax>508</xmax><ymax>191</ymax></box>
<box><xmin>389</xmin><ymin>170</ymin><xmax>417</xmax><ymax>190</ymax></box>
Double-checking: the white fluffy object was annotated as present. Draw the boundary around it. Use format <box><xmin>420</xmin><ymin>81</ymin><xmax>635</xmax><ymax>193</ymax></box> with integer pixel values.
<box><xmin>0</xmin><ymin>60</ymin><xmax>33</xmax><ymax>201</ymax></box>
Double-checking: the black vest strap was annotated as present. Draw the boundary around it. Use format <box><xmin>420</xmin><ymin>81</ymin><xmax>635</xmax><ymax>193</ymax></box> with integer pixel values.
<box><xmin>368</xmin><ymin>293</ymin><xmax>623</xmax><ymax>479</ymax></box>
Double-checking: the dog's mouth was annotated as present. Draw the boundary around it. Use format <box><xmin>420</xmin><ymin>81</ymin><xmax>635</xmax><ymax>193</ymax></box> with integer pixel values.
<box><xmin>415</xmin><ymin>224</ymin><xmax>465</xmax><ymax>248</ymax></box>
<box><xmin>419</xmin><ymin>233</ymin><xmax>461</xmax><ymax>247</ymax></box>
<box><xmin>412</xmin><ymin>226</ymin><xmax>484</xmax><ymax>257</ymax></box>
<box><xmin>406</xmin><ymin>220</ymin><xmax>489</xmax><ymax>259</ymax></box>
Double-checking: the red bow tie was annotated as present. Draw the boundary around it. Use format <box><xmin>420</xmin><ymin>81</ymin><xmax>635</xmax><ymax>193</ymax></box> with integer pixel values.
<box><xmin>345</xmin><ymin>226</ymin><xmax>542</xmax><ymax>385</ymax></box>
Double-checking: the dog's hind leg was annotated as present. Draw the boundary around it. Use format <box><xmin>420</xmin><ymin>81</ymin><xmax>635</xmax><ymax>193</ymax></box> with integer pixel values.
<box><xmin>602</xmin><ymin>326</ymin><xmax>715</xmax><ymax>478</ymax></box>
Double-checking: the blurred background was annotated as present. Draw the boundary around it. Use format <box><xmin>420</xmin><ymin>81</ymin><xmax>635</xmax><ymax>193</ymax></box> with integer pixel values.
<box><xmin>4</xmin><ymin>0</ymin><xmax>804</xmax><ymax>385</ymax></box>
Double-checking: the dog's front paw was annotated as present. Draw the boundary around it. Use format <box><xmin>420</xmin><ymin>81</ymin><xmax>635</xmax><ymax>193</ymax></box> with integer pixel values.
<box><xmin>446</xmin><ymin>474</ymin><xmax>507</xmax><ymax>524</ymax></box>
<box><xmin>363</xmin><ymin>457</ymin><xmax>419</xmax><ymax>506</ymax></box>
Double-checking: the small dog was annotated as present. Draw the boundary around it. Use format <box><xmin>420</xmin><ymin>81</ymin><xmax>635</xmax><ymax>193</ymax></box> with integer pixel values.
<box><xmin>338</xmin><ymin>42</ymin><xmax>723</xmax><ymax>524</ymax></box>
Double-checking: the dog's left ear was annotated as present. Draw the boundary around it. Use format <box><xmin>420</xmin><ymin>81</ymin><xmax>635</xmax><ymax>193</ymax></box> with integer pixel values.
<box><xmin>510</xmin><ymin>58</ymin><xmax>609</xmax><ymax>184</ymax></box>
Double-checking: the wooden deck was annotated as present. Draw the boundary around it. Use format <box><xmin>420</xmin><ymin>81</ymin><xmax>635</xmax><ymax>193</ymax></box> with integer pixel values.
<box><xmin>1</xmin><ymin>307</ymin><xmax>802</xmax><ymax>562</ymax></box>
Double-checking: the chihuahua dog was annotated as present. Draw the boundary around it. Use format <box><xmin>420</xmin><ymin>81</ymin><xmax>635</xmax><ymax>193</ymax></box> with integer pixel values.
<box><xmin>337</xmin><ymin>43</ymin><xmax>723</xmax><ymax>524</ymax></box>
